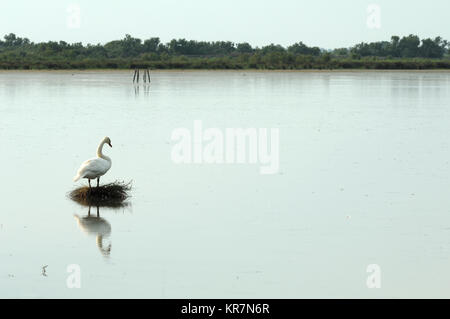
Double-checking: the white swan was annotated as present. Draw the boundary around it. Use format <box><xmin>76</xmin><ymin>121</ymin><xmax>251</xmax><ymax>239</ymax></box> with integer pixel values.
<box><xmin>73</xmin><ymin>136</ymin><xmax>112</xmax><ymax>189</ymax></box>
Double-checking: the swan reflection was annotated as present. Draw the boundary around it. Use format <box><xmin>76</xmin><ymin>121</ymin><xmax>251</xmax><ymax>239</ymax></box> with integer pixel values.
<box><xmin>74</xmin><ymin>206</ymin><xmax>112</xmax><ymax>257</ymax></box>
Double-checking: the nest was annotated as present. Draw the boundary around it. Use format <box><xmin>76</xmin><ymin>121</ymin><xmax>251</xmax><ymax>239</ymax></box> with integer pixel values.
<box><xmin>69</xmin><ymin>181</ymin><xmax>132</xmax><ymax>208</ymax></box>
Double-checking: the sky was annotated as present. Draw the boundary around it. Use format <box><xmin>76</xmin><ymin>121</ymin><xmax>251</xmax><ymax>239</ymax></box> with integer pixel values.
<box><xmin>0</xmin><ymin>0</ymin><xmax>449</xmax><ymax>49</ymax></box>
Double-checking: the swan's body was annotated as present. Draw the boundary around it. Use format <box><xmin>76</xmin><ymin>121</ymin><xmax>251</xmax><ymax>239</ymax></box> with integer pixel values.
<box><xmin>74</xmin><ymin>157</ymin><xmax>111</xmax><ymax>181</ymax></box>
<box><xmin>73</xmin><ymin>137</ymin><xmax>112</xmax><ymax>188</ymax></box>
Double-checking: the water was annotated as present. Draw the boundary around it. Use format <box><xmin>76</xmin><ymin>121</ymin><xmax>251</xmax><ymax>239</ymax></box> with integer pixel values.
<box><xmin>0</xmin><ymin>70</ymin><xmax>449</xmax><ymax>298</ymax></box>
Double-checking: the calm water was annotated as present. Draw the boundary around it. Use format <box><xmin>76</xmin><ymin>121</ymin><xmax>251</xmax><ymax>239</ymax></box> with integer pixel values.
<box><xmin>0</xmin><ymin>70</ymin><xmax>450</xmax><ymax>298</ymax></box>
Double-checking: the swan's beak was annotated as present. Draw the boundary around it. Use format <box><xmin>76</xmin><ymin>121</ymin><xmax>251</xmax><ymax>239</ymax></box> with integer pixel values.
<box><xmin>108</xmin><ymin>143</ymin><xmax>112</xmax><ymax>147</ymax></box>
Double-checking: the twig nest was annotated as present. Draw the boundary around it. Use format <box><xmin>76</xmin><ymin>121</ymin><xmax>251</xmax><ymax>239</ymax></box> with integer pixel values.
<box><xmin>69</xmin><ymin>181</ymin><xmax>131</xmax><ymax>207</ymax></box>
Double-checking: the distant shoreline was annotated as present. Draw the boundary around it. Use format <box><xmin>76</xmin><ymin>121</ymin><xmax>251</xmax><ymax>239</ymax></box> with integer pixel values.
<box><xmin>1</xmin><ymin>68</ymin><xmax>450</xmax><ymax>73</ymax></box>
<box><xmin>1</xmin><ymin>60</ymin><xmax>449</xmax><ymax>71</ymax></box>
<box><xmin>2</xmin><ymin>33</ymin><xmax>449</xmax><ymax>71</ymax></box>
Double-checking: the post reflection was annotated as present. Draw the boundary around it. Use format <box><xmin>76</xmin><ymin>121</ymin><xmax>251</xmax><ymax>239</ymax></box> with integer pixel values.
<box><xmin>134</xmin><ymin>83</ymin><xmax>150</xmax><ymax>96</ymax></box>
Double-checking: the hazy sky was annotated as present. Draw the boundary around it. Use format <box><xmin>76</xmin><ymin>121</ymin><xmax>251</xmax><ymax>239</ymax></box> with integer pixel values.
<box><xmin>1</xmin><ymin>0</ymin><xmax>449</xmax><ymax>48</ymax></box>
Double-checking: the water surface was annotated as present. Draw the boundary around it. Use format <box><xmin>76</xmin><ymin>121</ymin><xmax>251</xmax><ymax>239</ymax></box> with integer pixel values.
<box><xmin>1</xmin><ymin>70</ymin><xmax>450</xmax><ymax>298</ymax></box>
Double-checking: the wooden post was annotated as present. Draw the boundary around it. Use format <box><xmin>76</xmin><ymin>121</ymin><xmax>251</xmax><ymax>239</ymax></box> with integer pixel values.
<box><xmin>147</xmin><ymin>69</ymin><xmax>151</xmax><ymax>83</ymax></box>
<box><xmin>132</xmin><ymin>69</ymin><xmax>137</xmax><ymax>83</ymax></box>
<box><xmin>143</xmin><ymin>69</ymin><xmax>146</xmax><ymax>83</ymax></box>
<box><xmin>137</xmin><ymin>69</ymin><xmax>140</xmax><ymax>83</ymax></box>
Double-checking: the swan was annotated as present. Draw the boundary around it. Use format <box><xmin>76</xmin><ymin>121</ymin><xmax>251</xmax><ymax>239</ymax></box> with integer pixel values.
<box><xmin>73</xmin><ymin>136</ymin><xmax>112</xmax><ymax>189</ymax></box>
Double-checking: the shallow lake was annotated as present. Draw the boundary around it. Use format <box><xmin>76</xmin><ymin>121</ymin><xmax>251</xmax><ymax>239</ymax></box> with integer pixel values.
<box><xmin>0</xmin><ymin>70</ymin><xmax>450</xmax><ymax>298</ymax></box>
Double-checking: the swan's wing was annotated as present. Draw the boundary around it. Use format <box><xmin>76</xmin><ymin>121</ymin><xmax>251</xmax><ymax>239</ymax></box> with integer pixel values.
<box><xmin>76</xmin><ymin>158</ymin><xmax>108</xmax><ymax>178</ymax></box>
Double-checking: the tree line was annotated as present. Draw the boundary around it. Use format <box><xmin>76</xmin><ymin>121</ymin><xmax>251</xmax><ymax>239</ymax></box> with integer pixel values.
<box><xmin>0</xmin><ymin>33</ymin><xmax>449</xmax><ymax>70</ymax></box>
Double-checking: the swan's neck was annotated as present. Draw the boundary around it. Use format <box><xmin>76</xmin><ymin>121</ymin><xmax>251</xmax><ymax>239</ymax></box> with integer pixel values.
<box><xmin>97</xmin><ymin>141</ymin><xmax>111</xmax><ymax>161</ymax></box>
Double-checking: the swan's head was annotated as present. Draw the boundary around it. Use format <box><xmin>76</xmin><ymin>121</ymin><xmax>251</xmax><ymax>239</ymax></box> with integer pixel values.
<box><xmin>103</xmin><ymin>136</ymin><xmax>112</xmax><ymax>148</ymax></box>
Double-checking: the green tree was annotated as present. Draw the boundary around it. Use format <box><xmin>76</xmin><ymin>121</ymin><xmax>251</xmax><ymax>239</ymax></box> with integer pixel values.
<box><xmin>143</xmin><ymin>37</ymin><xmax>160</xmax><ymax>53</ymax></box>
<box><xmin>390</xmin><ymin>36</ymin><xmax>400</xmax><ymax>56</ymax></box>
<box><xmin>398</xmin><ymin>34</ymin><xmax>420</xmax><ymax>57</ymax></box>
<box><xmin>420</xmin><ymin>37</ymin><xmax>446</xmax><ymax>58</ymax></box>
<box><xmin>288</xmin><ymin>42</ymin><xmax>320</xmax><ymax>56</ymax></box>
<box><xmin>237</xmin><ymin>42</ymin><xmax>253</xmax><ymax>53</ymax></box>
